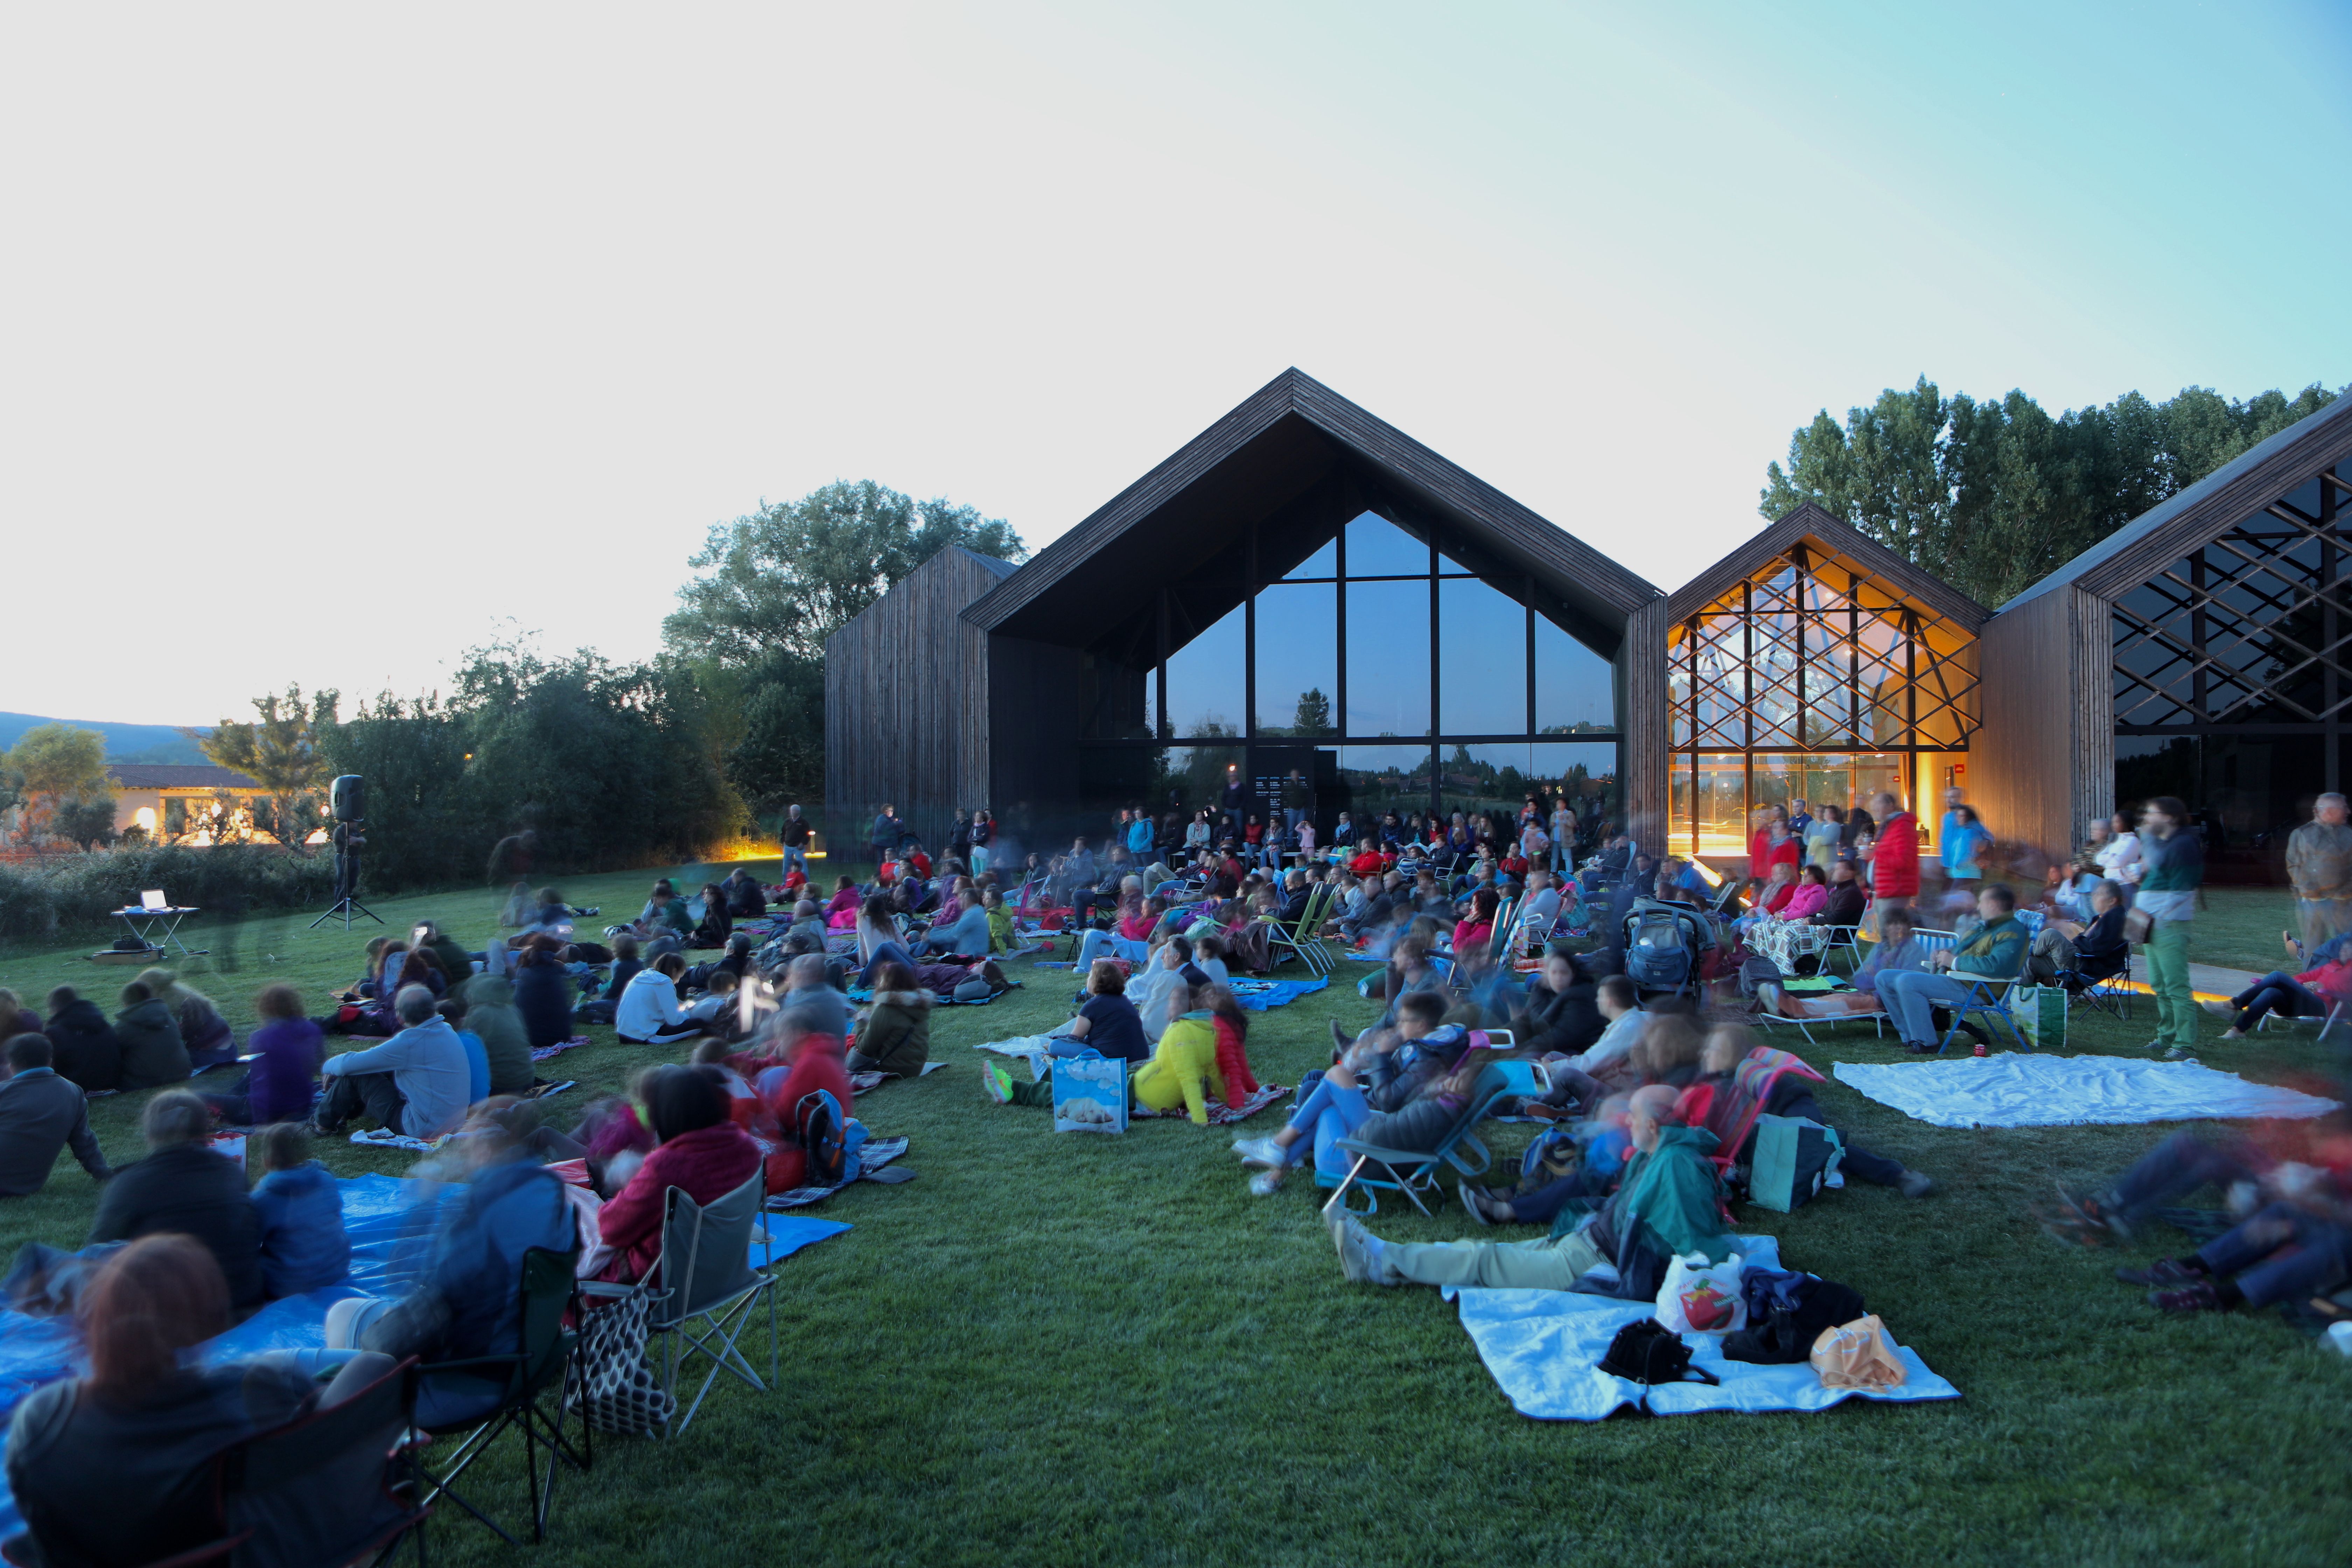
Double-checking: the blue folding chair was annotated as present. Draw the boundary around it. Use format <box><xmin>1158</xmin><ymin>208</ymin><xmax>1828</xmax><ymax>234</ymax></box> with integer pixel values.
<box><xmin>1316</xmin><ymin>1059</ymin><xmax>1550</xmax><ymax>1216</ymax></box>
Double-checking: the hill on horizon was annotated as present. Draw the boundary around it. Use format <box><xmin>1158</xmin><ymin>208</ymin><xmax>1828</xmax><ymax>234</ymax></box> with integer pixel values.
<box><xmin>0</xmin><ymin>712</ymin><xmax>212</xmax><ymax>765</ymax></box>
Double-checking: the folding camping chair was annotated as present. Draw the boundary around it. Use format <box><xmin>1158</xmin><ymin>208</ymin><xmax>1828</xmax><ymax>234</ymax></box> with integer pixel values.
<box><xmin>1265</xmin><ymin>884</ymin><xmax>1334</xmax><ymax>976</ymax></box>
<box><xmin>1753</xmin><ymin>991</ymin><xmax>1890</xmax><ymax>1049</ymax></box>
<box><xmin>2064</xmin><ymin>960</ymin><xmax>2135</xmax><ymax>1021</ymax></box>
<box><xmin>1934</xmin><ymin>973</ymin><xmax>2028</xmax><ymax>1055</ymax></box>
<box><xmin>580</xmin><ymin>1171</ymin><xmax>778</xmax><ymax>1435</ymax></box>
<box><xmin>419</xmin><ymin>1246</ymin><xmax>588</xmax><ymax>1546</ymax></box>
<box><xmin>1316</xmin><ymin>1059</ymin><xmax>1550</xmax><ymax>1216</ymax></box>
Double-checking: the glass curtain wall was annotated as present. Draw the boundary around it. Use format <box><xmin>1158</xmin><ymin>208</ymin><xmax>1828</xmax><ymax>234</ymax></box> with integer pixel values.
<box><xmin>2112</xmin><ymin>463</ymin><xmax>2351</xmax><ymax>874</ymax></box>
<box><xmin>1667</xmin><ymin>542</ymin><xmax>1979</xmax><ymax>861</ymax></box>
<box><xmin>1079</xmin><ymin>508</ymin><xmax>1621</xmax><ymax>827</ymax></box>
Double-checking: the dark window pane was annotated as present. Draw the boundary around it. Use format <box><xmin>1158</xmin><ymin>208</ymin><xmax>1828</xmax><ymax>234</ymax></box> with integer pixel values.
<box><xmin>1536</xmin><ymin>612</ymin><xmax>1616</xmax><ymax>734</ymax></box>
<box><xmin>1440</xmin><ymin>742</ymin><xmax>1531</xmax><ymax>818</ymax></box>
<box><xmin>1531</xmin><ymin>741</ymin><xmax>1622</xmax><ymax>839</ymax></box>
<box><xmin>1254</xmin><ymin>583</ymin><xmax>1338</xmax><ymax>736</ymax></box>
<box><xmin>1438</xmin><ymin>576</ymin><xmax>1528</xmax><ymax>735</ymax></box>
<box><xmin>1345</xmin><ymin>579</ymin><xmax>1430</xmax><ymax>737</ymax></box>
<box><xmin>1154</xmin><ymin>743</ymin><xmax>1245</xmax><ymax>818</ymax></box>
<box><xmin>1345</xmin><ymin>511</ymin><xmax>1429</xmax><ymax>576</ymax></box>
<box><xmin>1338</xmin><ymin>744</ymin><xmax>1434</xmax><ymax>825</ymax></box>
<box><xmin>1282</xmin><ymin>539</ymin><xmax>1337</xmax><ymax>580</ymax></box>
<box><xmin>1166</xmin><ymin>601</ymin><xmax>1245</xmax><ymax>738</ymax></box>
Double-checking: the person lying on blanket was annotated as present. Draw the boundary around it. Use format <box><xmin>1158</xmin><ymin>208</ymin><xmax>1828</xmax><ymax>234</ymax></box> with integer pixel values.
<box><xmin>1677</xmin><ymin>1024</ymin><xmax>1933</xmax><ymax>1200</ymax></box>
<box><xmin>1232</xmin><ymin>991</ymin><xmax>1482</xmax><ymax>1194</ymax></box>
<box><xmin>1752</xmin><ymin>906</ymin><xmax>1929</xmax><ymax>1020</ymax></box>
<box><xmin>1330</xmin><ymin>1084</ymin><xmax>1731</xmax><ymax>1296</ymax></box>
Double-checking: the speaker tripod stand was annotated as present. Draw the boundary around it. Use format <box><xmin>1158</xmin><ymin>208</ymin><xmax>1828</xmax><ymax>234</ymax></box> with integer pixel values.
<box><xmin>309</xmin><ymin>895</ymin><xmax>384</xmax><ymax>931</ymax></box>
<box><xmin>310</xmin><ymin>831</ymin><xmax>385</xmax><ymax>930</ymax></box>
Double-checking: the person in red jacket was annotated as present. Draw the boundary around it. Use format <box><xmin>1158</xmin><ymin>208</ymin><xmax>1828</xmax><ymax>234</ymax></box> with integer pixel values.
<box><xmin>1206</xmin><ymin>987</ymin><xmax>1260</xmax><ymax>1107</ymax></box>
<box><xmin>1870</xmin><ymin>790</ymin><xmax>1921</xmax><ymax>911</ymax></box>
<box><xmin>594</xmin><ymin>1065</ymin><xmax>762</xmax><ymax>1284</ymax></box>
<box><xmin>748</xmin><ymin>1015</ymin><xmax>854</xmax><ymax>1194</ymax></box>
<box><xmin>1748</xmin><ymin>817</ymin><xmax>1800</xmax><ymax>894</ymax></box>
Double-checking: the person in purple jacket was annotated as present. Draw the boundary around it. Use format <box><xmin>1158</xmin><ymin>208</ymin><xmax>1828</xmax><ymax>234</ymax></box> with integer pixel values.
<box><xmin>198</xmin><ymin>983</ymin><xmax>321</xmax><ymax>1127</ymax></box>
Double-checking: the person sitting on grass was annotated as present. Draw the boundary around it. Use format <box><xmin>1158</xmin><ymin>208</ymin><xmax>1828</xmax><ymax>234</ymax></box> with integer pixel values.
<box><xmin>89</xmin><ymin>1090</ymin><xmax>264</xmax><ymax>1310</ymax></box>
<box><xmin>313</xmin><ymin>985</ymin><xmax>473</xmax><ymax>1143</ymax></box>
<box><xmin>412</xmin><ymin>922</ymin><xmax>478</xmax><ymax>992</ymax></box>
<box><xmin>1232</xmin><ymin>991</ymin><xmax>1480</xmax><ymax>1193</ymax></box>
<box><xmin>593</xmin><ymin>1065</ymin><xmax>761</xmax><ymax>1284</ymax></box>
<box><xmin>200</xmin><ymin>982</ymin><xmax>322</xmax><ymax>1127</ymax></box>
<box><xmin>249</xmin><ymin>1121</ymin><xmax>350</xmax><ymax>1297</ymax></box>
<box><xmin>1330</xmin><ymin>1084</ymin><xmax>1729</xmax><ymax>1296</ymax></box>
<box><xmin>1041</xmin><ymin>959</ymin><xmax>1149</xmax><ymax>1066</ymax></box>
<box><xmin>617</xmin><ymin>952</ymin><xmax>707</xmax><ymax>1046</ymax></box>
<box><xmin>4</xmin><ymin>1236</ymin><xmax>398</xmax><ymax>1568</ymax></box>
<box><xmin>847</xmin><ymin>962</ymin><xmax>933</xmax><ymax>1076</ymax></box>
<box><xmin>723</xmin><ymin>867</ymin><xmax>768</xmax><ymax>918</ymax></box>
<box><xmin>511</xmin><ymin>935</ymin><xmax>578</xmax><ymax>1050</ymax></box>
<box><xmin>113</xmin><ymin>980</ymin><xmax>191</xmax><ymax>1090</ymax></box>
<box><xmin>457</xmin><ymin>973</ymin><xmax>536</xmax><ymax>1098</ymax></box>
<box><xmin>134</xmin><ymin>968</ymin><xmax>236</xmax><ymax>1071</ymax></box>
<box><xmin>688</xmin><ymin>881</ymin><xmax>733</xmax><ymax>950</ymax></box>
<box><xmin>919</xmin><ymin>888</ymin><xmax>994</xmax><ymax>958</ymax></box>
<box><xmin>745</xmin><ymin>1009</ymin><xmax>855</xmax><ymax>1194</ymax></box>
<box><xmin>1873</xmin><ymin>883</ymin><xmax>2029</xmax><ymax>1053</ymax></box>
<box><xmin>41</xmin><ymin>985</ymin><xmax>122</xmax><ymax>1093</ymax></box>
<box><xmin>0</xmin><ymin>1033</ymin><xmax>111</xmax><ymax>1198</ymax></box>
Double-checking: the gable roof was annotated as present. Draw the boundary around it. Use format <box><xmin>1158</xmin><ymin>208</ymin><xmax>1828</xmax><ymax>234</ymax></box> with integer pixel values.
<box><xmin>960</xmin><ymin>369</ymin><xmax>1661</xmax><ymax>652</ymax></box>
<box><xmin>106</xmin><ymin>764</ymin><xmax>258</xmax><ymax>790</ymax></box>
<box><xmin>1667</xmin><ymin>502</ymin><xmax>1989</xmax><ymax>628</ymax></box>
<box><xmin>1999</xmin><ymin>392</ymin><xmax>2352</xmax><ymax>612</ymax></box>
<box><xmin>956</xmin><ymin>546</ymin><xmax>1021</xmax><ymax>582</ymax></box>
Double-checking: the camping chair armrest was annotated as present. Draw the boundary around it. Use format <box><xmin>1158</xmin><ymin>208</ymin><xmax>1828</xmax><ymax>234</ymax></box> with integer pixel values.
<box><xmin>1331</xmin><ymin>1138</ymin><xmax>1442</xmax><ymax>1167</ymax></box>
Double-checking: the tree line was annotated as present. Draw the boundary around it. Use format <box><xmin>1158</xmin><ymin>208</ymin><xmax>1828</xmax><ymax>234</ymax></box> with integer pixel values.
<box><xmin>1760</xmin><ymin>377</ymin><xmax>2345</xmax><ymax>607</ymax></box>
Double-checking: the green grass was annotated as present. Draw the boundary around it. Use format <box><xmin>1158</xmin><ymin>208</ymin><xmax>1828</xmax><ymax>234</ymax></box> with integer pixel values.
<box><xmin>5</xmin><ymin>866</ymin><xmax>2352</xmax><ymax>1566</ymax></box>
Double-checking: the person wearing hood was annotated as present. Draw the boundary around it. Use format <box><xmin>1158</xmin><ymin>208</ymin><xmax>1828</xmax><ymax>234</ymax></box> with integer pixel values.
<box><xmin>42</xmin><ymin>985</ymin><xmax>122</xmax><ymax>1093</ymax></box>
<box><xmin>248</xmin><ymin>1121</ymin><xmax>350</xmax><ymax>1297</ymax></box>
<box><xmin>112</xmin><ymin>981</ymin><xmax>191</xmax><ymax>1091</ymax></box>
<box><xmin>846</xmin><ymin>962</ymin><xmax>932</xmax><ymax>1077</ymax></box>
<box><xmin>1329</xmin><ymin>1084</ymin><xmax>1729</xmax><ymax>1295</ymax></box>
<box><xmin>460</xmin><ymin>972</ymin><xmax>536</xmax><ymax>1096</ymax></box>
<box><xmin>312</xmin><ymin>984</ymin><xmax>473</xmax><ymax>1140</ymax></box>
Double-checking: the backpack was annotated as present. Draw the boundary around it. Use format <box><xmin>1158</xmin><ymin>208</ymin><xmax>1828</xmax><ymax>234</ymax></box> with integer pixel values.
<box><xmin>1626</xmin><ymin>908</ymin><xmax>1696</xmax><ymax>990</ymax></box>
<box><xmin>792</xmin><ymin>1090</ymin><xmax>867</xmax><ymax>1187</ymax></box>
<box><xmin>1596</xmin><ymin>1318</ymin><xmax>1721</xmax><ymax>1412</ymax></box>
<box><xmin>1748</xmin><ymin>1114</ymin><xmax>1843</xmax><ymax>1213</ymax></box>
<box><xmin>1736</xmin><ymin>951</ymin><xmax>1783</xmax><ymax>1002</ymax></box>
<box><xmin>1722</xmin><ymin>1272</ymin><xmax>1866</xmax><ymax>1365</ymax></box>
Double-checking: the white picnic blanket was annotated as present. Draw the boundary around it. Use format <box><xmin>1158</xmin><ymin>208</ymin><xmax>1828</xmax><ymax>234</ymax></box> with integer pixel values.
<box><xmin>1442</xmin><ymin>1286</ymin><xmax>1959</xmax><ymax>1421</ymax></box>
<box><xmin>1833</xmin><ymin>1052</ymin><xmax>2341</xmax><ymax>1129</ymax></box>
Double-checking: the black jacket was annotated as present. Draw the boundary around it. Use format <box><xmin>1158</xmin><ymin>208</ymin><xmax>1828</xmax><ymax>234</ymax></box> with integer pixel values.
<box><xmin>1516</xmin><ymin>980</ymin><xmax>1602</xmax><ymax>1058</ymax></box>
<box><xmin>0</xmin><ymin>1068</ymin><xmax>109</xmax><ymax>1197</ymax></box>
<box><xmin>89</xmin><ymin>1143</ymin><xmax>264</xmax><ymax>1309</ymax></box>
<box><xmin>44</xmin><ymin>1000</ymin><xmax>122</xmax><ymax>1093</ymax></box>
<box><xmin>113</xmin><ymin>999</ymin><xmax>190</xmax><ymax>1091</ymax></box>
<box><xmin>512</xmin><ymin>963</ymin><xmax>576</xmax><ymax>1050</ymax></box>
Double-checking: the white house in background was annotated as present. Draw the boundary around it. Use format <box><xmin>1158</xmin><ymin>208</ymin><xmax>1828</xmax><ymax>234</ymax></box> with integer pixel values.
<box><xmin>106</xmin><ymin>763</ymin><xmax>267</xmax><ymax>844</ymax></box>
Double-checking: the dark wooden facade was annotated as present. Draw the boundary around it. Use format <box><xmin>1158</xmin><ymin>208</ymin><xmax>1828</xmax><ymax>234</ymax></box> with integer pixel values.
<box><xmin>821</xmin><ymin>547</ymin><xmax>1015</xmax><ymax>856</ymax></box>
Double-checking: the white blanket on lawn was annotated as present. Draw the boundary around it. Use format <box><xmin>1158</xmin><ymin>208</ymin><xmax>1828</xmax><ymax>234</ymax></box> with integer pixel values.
<box><xmin>1833</xmin><ymin>1051</ymin><xmax>2340</xmax><ymax>1129</ymax></box>
<box><xmin>1443</xmin><ymin>1281</ymin><xmax>1959</xmax><ymax>1422</ymax></box>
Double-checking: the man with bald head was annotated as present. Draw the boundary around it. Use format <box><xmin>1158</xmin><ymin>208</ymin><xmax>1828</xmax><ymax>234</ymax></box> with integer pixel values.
<box><xmin>1331</xmin><ymin>1084</ymin><xmax>1732</xmax><ymax>1296</ymax></box>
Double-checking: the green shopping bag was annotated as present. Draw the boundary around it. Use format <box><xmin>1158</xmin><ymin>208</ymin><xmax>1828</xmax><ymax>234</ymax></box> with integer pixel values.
<box><xmin>2010</xmin><ymin>983</ymin><xmax>2067</xmax><ymax>1049</ymax></box>
<box><xmin>1749</xmin><ymin>1115</ymin><xmax>1843</xmax><ymax>1213</ymax></box>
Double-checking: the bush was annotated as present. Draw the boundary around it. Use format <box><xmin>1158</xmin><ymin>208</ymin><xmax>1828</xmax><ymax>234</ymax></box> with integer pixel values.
<box><xmin>0</xmin><ymin>844</ymin><xmax>338</xmax><ymax>944</ymax></box>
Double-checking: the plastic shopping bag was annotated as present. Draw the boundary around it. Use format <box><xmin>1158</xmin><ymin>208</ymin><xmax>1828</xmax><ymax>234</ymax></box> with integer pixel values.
<box><xmin>1811</xmin><ymin>1313</ymin><xmax>1907</xmax><ymax>1390</ymax></box>
<box><xmin>1656</xmin><ymin>1253</ymin><xmax>1748</xmax><ymax>1335</ymax></box>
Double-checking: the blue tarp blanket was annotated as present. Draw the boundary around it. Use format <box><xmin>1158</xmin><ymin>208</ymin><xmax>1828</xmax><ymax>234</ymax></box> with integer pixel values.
<box><xmin>1440</xmin><ymin>1267</ymin><xmax>1961</xmax><ymax>1422</ymax></box>
<box><xmin>0</xmin><ymin>1173</ymin><xmax>850</xmax><ymax>1541</ymax></box>
<box><xmin>1227</xmin><ymin>978</ymin><xmax>1329</xmax><ymax>1011</ymax></box>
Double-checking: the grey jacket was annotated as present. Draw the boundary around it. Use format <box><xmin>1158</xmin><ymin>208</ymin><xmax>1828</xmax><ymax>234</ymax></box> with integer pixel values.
<box><xmin>0</xmin><ymin>1068</ymin><xmax>109</xmax><ymax>1197</ymax></box>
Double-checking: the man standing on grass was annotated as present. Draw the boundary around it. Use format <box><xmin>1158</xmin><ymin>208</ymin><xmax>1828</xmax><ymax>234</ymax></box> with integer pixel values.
<box><xmin>2136</xmin><ymin>796</ymin><xmax>2204</xmax><ymax>1061</ymax></box>
<box><xmin>782</xmin><ymin>804</ymin><xmax>813</xmax><ymax>883</ymax></box>
<box><xmin>2286</xmin><ymin>792</ymin><xmax>2352</xmax><ymax>954</ymax></box>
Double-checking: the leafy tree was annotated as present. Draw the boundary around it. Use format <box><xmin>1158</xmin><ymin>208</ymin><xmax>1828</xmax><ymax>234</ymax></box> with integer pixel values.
<box><xmin>51</xmin><ymin>795</ymin><xmax>118</xmax><ymax>851</ymax></box>
<box><xmin>5</xmin><ymin>723</ymin><xmax>111</xmax><ymax>839</ymax></box>
<box><xmin>1292</xmin><ymin>687</ymin><xmax>1334</xmax><ymax>736</ymax></box>
<box><xmin>665</xmin><ymin>481</ymin><xmax>1027</xmax><ymax>664</ymax></box>
<box><xmin>1761</xmin><ymin>378</ymin><xmax>2344</xmax><ymax>607</ymax></box>
<box><xmin>196</xmin><ymin>685</ymin><xmax>338</xmax><ymax>854</ymax></box>
<box><xmin>320</xmin><ymin>693</ymin><xmax>482</xmax><ymax>891</ymax></box>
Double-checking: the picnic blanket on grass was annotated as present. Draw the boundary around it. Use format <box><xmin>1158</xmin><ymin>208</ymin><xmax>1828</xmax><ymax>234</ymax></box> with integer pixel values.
<box><xmin>1441</xmin><ymin>1284</ymin><xmax>1960</xmax><ymax>1421</ymax></box>
<box><xmin>1833</xmin><ymin>1052</ymin><xmax>2341</xmax><ymax>1129</ymax></box>
<box><xmin>850</xmin><ymin>1061</ymin><xmax>950</xmax><ymax>1095</ymax></box>
<box><xmin>530</xmin><ymin>1036</ymin><xmax>592</xmax><ymax>1062</ymax></box>
<box><xmin>1228</xmin><ymin>978</ymin><xmax>1329</xmax><ymax>1010</ymax></box>
<box><xmin>1132</xmin><ymin>1082</ymin><xmax>1291</xmax><ymax>1126</ymax></box>
<box><xmin>766</xmin><ymin>1136</ymin><xmax>911</xmax><ymax>1208</ymax></box>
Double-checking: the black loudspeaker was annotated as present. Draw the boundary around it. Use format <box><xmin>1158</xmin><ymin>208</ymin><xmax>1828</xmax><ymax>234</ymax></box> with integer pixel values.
<box><xmin>331</xmin><ymin>775</ymin><xmax>365</xmax><ymax>823</ymax></box>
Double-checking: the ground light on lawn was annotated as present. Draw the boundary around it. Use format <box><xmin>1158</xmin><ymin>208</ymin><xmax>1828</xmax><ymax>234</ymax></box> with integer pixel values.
<box><xmin>2</xmin><ymin>868</ymin><xmax>2350</xmax><ymax>1566</ymax></box>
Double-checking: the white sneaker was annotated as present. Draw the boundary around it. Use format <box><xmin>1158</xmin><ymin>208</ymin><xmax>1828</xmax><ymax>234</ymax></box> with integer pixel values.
<box><xmin>1248</xmin><ymin>1169</ymin><xmax>1284</xmax><ymax>1197</ymax></box>
<box><xmin>1231</xmin><ymin>1136</ymin><xmax>1284</xmax><ymax>1168</ymax></box>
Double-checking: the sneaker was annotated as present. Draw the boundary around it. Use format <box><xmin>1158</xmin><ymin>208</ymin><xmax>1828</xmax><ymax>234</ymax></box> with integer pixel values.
<box><xmin>1458</xmin><ymin>1182</ymin><xmax>1491</xmax><ymax>1225</ymax></box>
<box><xmin>2117</xmin><ymin>1258</ymin><xmax>2204</xmax><ymax>1287</ymax></box>
<box><xmin>1247</xmin><ymin>1169</ymin><xmax>1285</xmax><ymax>1197</ymax></box>
<box><xmin>2216</xmin><ymin>1027</ymin><xmax>2245</xmax><ymax>1041</ymax></box>
<box><xmin>1231</xmin><ymin>1136</ymin><xmax>1284</xmax><ymax>1168</ymax></box>
<box><xmin>979</xmin><ymin>1062</ymin><xmax>1014</xmax><ymax>1105</ymax></box>
<box><xmin>2052</xmin><ymin>1184</ymin><xmax>2134</xmax><ymax>1244</ymax></box>
<box><xmin>1897</xmin><ymin>1170</ymin><xmax>1935</xmax><ymax>1199</ymax></box>
<box><xmin>2162</xmin><ymin>1046</ymin><xmax>2196</xmax><ymax>1062</ymax></box>
<box><xmin>2148</xmin><ymin>1280</ymin><xmax>2225</xmax><ymax>1314</ymax></box>
<box><xmin>2202</xmin><ymin>1000</ymin><xmax>2235</xmax><ymax>1018</ymax></box>
<box><xmin>1330</xmin><ymin>1213</ymin><xmax>1382</xmax><ymax>1285</ymax></box>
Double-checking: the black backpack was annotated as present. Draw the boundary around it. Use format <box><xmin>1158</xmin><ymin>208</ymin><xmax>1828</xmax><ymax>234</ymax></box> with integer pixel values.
<box><xmin>1597</xmin><ymin>1318</ymin><xmax>1721</xmax><ymax>1412</ymax></box>
<box><xmin>793</xmin><ymin>1090</ymin><xmax>847</xmax><ymax>1188</ymax></box>
<box><xmin>1722</xmin><ymin>1274</ymin><xmax>1866</xmax><ymax>1365</ymax></box>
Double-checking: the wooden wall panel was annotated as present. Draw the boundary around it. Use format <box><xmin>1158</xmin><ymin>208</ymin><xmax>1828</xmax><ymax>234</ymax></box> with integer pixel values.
<box><xmin>1972</xmin><ymin>587</ymin><xmax>2082</xmax><ymax>864</ymax></box>
<box><xmin>1620</xmin><ymin>597</ymin><xmax>1671</xmax><ymax>852</ymax></box>
<box><xmin>822</xmin><ymin>550</ymin><xmax>1010</xmax><ymax>861</ymax></box>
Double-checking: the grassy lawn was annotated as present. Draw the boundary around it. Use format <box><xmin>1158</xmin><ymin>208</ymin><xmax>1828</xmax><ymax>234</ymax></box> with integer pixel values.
<box><xmin>4</xmin><ymin>865</ymin><xmax>2351</xmax><ymax>1566</ymax></box>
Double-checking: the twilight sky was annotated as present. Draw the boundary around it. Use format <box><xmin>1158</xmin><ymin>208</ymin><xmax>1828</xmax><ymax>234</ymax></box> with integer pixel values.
<box><xmin>3</xmin><ymin>1</ymin><xmax>2347</xmax><ymax>725</ymax></box>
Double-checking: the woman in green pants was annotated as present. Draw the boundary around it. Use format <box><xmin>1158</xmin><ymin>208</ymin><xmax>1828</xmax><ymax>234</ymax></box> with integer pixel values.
<box><xmin>2136</xmin><ymin>796</ymin><xmax>2204</xmax><ymax>1060</ymax></box>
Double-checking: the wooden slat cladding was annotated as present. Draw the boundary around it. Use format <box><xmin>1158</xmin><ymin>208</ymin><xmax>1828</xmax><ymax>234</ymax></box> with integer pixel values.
<box><xmin>1619</xmin><ymin>598</ymin><xmax>1671</xmax><ymax>849</ymax></box>
<box><xmin>1972</xmin><ymin>585</ymin><xmax>2081</xmax><ymax>862</ymax></box>
<box><xmin>822</xmin><ymin>548</ymin><xmax>1014</xmax><ymax>858</ymax></box>
<box><xmin>2070</xmin><ymin>586</ymin><xmax>2115</xmax><ymax>835</ymax></box>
